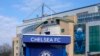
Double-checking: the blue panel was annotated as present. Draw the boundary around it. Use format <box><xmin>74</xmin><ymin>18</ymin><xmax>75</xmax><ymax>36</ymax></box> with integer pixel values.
<box><xmin>22</xmin><ymin>35</ymin><xmax>71</xmax><ymax>45</ymax></box>
<box><xmin>74</xmin><ymin>24</ymin><xmax>85</xmax><ymax>54</ymax></box>
<box><xmin>26</xmin><ymin>47</ymin><xmax>30</xmax><ymax>56</ymax></box>
<box><xmin>25</xmin><ymin>44</ymin><xmax>66</xmax><ymax>56</ymax></box>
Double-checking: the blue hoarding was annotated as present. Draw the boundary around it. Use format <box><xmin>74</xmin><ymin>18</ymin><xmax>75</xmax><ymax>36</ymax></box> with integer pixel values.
<box><xmin>74</xmin><ymin>24</ymin><xmax>85</xmax><ymax>54</ymax></box>
<box><xmin>25</xmin><ymin>44</ymin><xmax>66</xmax><ymax>56</ymax></box>
<box><xmin>22</xmin><ymin>35</ymin><xmax>71</xmax><ymax>45</ymax></box>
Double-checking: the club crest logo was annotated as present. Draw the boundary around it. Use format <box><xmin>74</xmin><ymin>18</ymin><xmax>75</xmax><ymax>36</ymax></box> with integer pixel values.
<box><xmin>40</xmin><ymin>50</ymin><xmax>52</xmax><ymax>56</ymax></box>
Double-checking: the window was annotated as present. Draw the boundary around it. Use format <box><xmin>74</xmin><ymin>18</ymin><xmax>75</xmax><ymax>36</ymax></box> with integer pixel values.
<box><xmin>93</xmin><ymin>16</ymin><xmax>100</xmax><ymax>21</ymax></box>
<box><xmin>78</xmin><ymin>18</ymin><xmax>84</xmax><ymax>23</ymax></box>
<box><xmin>77</xmin><ymin>11</ymin><xmax>88</xmax><ymax>16</ymax></box>
<box><xmin>45</xmin><ymin>32</ymin><xmax>50</xmax><ymax>35</ymax></box>
<box><xmin>98</xmin><ymin>6</ymin><xmax>100</xmax><ymax>12</ymax></box>
<box><xmin>61</xmin><ymin>29</ymin><xmax>64</xmax><ymax>33</ymax></box>
<box><xmin>51</xmin><ymin>21</ymin><xmax>54</xmax><ymax>23</ymax></box>
<box><xmin>16</xmin><ymin>40</ymin><xmax>18</xmax><ymax>43</ymax></box>
<box><xmin>56</xmin><ymin>19</ymin><xmax>60</xmax><ymax>24</ymax></box>
<box><xmin>43</xmin><ymin>21</ymin><xmax>48</xmax><ymax>24</ymax></box>
<box><xmin>89</xmin><ymin>25</ymin><xmax>100</xmax><ymax>52</ymax></box>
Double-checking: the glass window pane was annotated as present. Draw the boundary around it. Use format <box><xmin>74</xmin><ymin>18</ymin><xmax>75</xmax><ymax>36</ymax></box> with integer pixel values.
<box><xmin>89</xmin><ymin>25</ymin><xmax>100</xmax><ymax>52</ymax></box>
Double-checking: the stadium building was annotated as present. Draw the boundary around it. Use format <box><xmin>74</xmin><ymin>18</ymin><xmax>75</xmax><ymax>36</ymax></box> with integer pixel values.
<box><xmin>13</xmin><ymin>3</ymin><xmax>100</xmax><ymax>56</ymax></box>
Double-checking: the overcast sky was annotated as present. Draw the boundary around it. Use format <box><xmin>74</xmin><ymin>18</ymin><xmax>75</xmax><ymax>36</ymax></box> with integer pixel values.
<box><xmin>0</xmin><ymin>0</ymin><xmax>100</xmax><ymax>45</ymax></box>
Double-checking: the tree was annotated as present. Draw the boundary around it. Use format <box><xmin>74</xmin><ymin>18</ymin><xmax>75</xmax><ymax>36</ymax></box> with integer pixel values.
<box><xmin>0</xmin><ymin>43</ymin><xmax>12</xmax><ymax>56</ymax></box>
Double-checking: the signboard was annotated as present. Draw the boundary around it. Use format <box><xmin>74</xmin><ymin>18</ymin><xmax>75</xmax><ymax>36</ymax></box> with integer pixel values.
<box><xmin>74</xmin><ymin>24</ymin><xmax>86</xmax><ymax>54</ymax></box>
<box><xmin>25</xmin><ymin>44</ymin><xmax>66</xmax><ymax>56</ymax></box>
<box><xmin>22</xmin><ymin>35</ymin><xmax>71</xmax><ymax>45</ymax></box>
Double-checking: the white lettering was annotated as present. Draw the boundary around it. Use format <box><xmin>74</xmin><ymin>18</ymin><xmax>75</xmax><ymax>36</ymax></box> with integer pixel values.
<box><xmin>54</xmin><ymin>38</ymin><xmax>61</xmax><ymax>42</ymax></box>
<box><xmin>30</xmin><ymin>37</ymin><xmax>61</xmax><ymax>43</ymax></box>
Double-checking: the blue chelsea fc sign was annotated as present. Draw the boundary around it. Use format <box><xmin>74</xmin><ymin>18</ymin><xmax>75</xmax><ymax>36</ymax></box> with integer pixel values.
<box><xmin>22</xmin><ymin>35</ymin><xmax>71</xmax><ymax>45</ymax></box>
